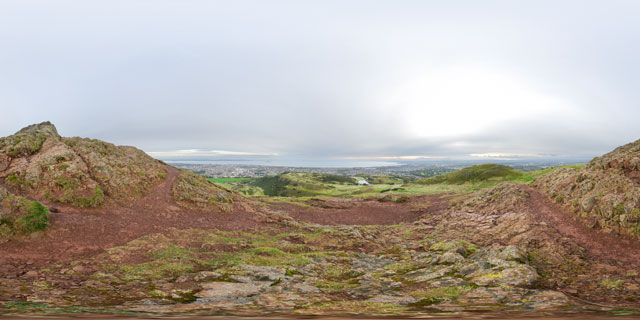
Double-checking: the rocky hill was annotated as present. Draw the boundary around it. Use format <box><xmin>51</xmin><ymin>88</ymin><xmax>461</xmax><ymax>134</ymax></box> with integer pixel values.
<box><xmin>534</xmin><ymin>139</ymin><xmax>640</xmax><ymax>237</ymax></box>
<box><xmin>0</xmin><ymin>122</ymin><xmax>168</xmax><ymax>208</ymax></box>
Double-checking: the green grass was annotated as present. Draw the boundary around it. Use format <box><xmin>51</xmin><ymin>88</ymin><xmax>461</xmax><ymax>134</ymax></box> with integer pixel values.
<box><xmin>207</xmin><ymin>178</ymin><xmax>251</xmax><ymax>184</ymax></box>
<box><xmin>14</xmin><ymin>201</ymin><xmax>50</xmax><ymax>234</ymax></box>
<box><xmin>409</xmin><ymin>286</ymin><xmax>475</xmax><ymax>306</ymax></box>
<box><xmin>417</xmin><ymin>164</ymin><xmax>524</xmax><ymax>185</ymax></box>
<box><xmin>403</xmin><ymin>164</ymin><xmax>587</xmax><ymax>195</ymax></box>
<box><xmin>0</xmin><ymin>197</ymin><xmax>50</xmax><ymax>237</ymax></box>
<box><xmin>200</xmin><ymin>163</ymin><xmax>587</xmax><ymax>202</ymax></box>
<box><xmin>102</xmin><ymin>228</ymin><xmax>356</xmax><ymax>282</ymax></box>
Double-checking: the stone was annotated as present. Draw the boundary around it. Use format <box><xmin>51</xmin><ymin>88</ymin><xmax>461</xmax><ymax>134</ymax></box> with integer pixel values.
<box><xmin>193</xmin><ymin>271</ymin><xmax>222</xmax><ymax>282</ymax></box>
<box><xmin>239</xmin><ymin>265</ymin><xmax>285</xmax><ymax>282</ymax></box>
<box><xmin>195</xmin><ymin>281</ymin><xmax>270</xmax><ymax>301</ymax></box>
<box><xmin>429</xmin><ymin>277</ymin><xmax>468</xmax><ymax>288</ymax></box>
<box><xmin>498</xmin><ymin>245</ymin><xmax>527</xmax><ymax>263</ymax></box>
<box><xmin>524</xmin><ymin>290</ymin><xmax>570</xmax><ymax>310</ymax></box>
<box><xmin>404</xmin><ymin>265</ymin><xmax>453</xmax><ymax>283</ymax></box>
<box><xmin>631</xmin><ymin>157</ymin><xmax>640</xmax><ymax>170</ymax></box>
<box><xmin>366</xmin><ymin>294</ymin><xmax>417</xmax><ymax>305</ymax></box>
<box><xmin>0</xmin><ymin>186</ymin><xmax>7</xmax><ymax>199</ymax></box>
<box><xmin>228</xmin><ymin>275</ymin><xmax>253</xmax><ymax>283</ymax></box>
<box><xmin>71</xmin><ymin>265</ymin><xmax>86</xmax><ymax>273</ymax></box>
<box><xmin>471</xmin><ymin>265</ymin><xmax>538</xmax><ymax>288</ymax></box>
<box><xmin>437</xmin><ymin>251</ymin><xmax>465</xmax><ymax>264</ymax></box>
<box><xmin>290</xmin><ymin>282</ymin><xmax>320</xmax><ymax>294</ymax></box>
<box><xmin>582</xmin><ymin>196</ymin><xmax>597</xmax><ymax>213</ymax></box>
<box><xmin>458</xmin><ymin>287</ymin><xmax>520</xmax><ymax>305</ymax></box>
<box><xmin>456</xmin><ymin>261</ymin><xmax>491</xmax><ymax>278</ymax></box>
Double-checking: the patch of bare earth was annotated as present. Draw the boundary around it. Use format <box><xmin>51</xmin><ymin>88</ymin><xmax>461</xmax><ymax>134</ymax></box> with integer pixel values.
<box><xmin>270</xmin><ymin>194</ymin><xmax>448</xmax><ymax>226</ymax></box>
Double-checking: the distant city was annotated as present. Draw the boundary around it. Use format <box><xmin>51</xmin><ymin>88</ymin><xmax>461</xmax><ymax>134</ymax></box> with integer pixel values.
<box><xmin>169</xmin><ymin>158</ymin><xmax>589</xmax><ymax>179</ymax></box>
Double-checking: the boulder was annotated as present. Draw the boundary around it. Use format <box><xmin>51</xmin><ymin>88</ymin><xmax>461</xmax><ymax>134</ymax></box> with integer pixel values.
<box><xmin>196</xmin><ymin>281</ymin><xmax>270</xmax><ymax>301</ymax></box>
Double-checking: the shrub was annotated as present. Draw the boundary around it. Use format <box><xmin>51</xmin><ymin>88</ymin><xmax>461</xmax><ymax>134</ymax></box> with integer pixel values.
<box><xmin>12</xmin><ymin>201</ymin><xmax>50</xmax><ymax>234</ymax></box>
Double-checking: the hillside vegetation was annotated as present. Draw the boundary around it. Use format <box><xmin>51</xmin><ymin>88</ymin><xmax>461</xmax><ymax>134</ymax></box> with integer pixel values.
<box><xmin>172</xmin><ymin>170</ymin><xmax>237</xmax><ymax>213</ymax></box>
<box><xmin>216</xmin><ymin>172</ymin><xmax>411</xmax><ymax>198</ymax></box>
<box><xmin>0</xmin><ymin>186</ymin><xmax>49</xmax><ymax>242</ymax></box>
<box><xmin>534</xmin><ymin>139</ymin><xmax>640</xmax><ymax>237</ymax></box>
<box><xmin>209</xmin><ymin>165</ymin><xmax>586</xmax><ymax>201</ymax></box>
<box><xmin>0</xmin><ymin>122</ymin><xmax>167</xmax><ymax>208</ymax></box>
<box><xmin>417</xmin><ymin>164</ymin><xmax>524</xmax><ymax>185</ymax></box>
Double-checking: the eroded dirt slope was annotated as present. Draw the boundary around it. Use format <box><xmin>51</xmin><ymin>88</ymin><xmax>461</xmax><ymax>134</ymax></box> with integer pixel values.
<box><xmin>534</xmin><ymin>139</ymin><xmax>640</xmax><ymax>238</ymax></box>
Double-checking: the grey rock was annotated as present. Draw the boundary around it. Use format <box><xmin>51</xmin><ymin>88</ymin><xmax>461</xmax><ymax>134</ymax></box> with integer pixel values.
<box><xmin>405</xmin><ymin>265</ymin><xmax>453</xmax><ymax>282</ymax></box>
<box><xmin>458</xmin><ymin>287</ymin><xmax>522</xmax><ymax>305</ymax></box>
<box><xmin>290</xmin><ymin>282</ymin><xmax>320</xmax><ymax>294</ymax></box>
<box><xmin>194</xmin><ymin>271</ymin><xmax>222</xmax><ymax>282</ymax></box>
<box><xmin>228</xmin><ymin>275</ymin><xmax>253</xmax><ymax>283</ymax></box>
<box><xmin>498</xmin><ymin>245</ymin><xmax>527</xmax><ymax>263</ymax></box>
<box><xmin>429</xmin><ymin>277</ymin><xmax>468</xmax><ymax>288</ymax></box>
<box><xmin>0</xmin><ymin>186</ymin><xmax>7</xmax><ymax>200</ymax></box>
<box><xmin>456</xmin><ymin>261</ymin><xmax>491</xmax><ymax>278</ymax></box>
<box><xmin>524</xmin><ymin>290</ymin><xmax>570</xmax><ymax>310</ymax></box>
<box><xmin>438</xmin><ymin>251</ymin><xmax>465</xmax><ymax>265</ymax></box>
<box><xmin>366</xmin><ymin>294</ymin><xmax>417</xmax><ymax>305</ymax></box>
<box><xmin>196</xmin><ymin>281</ymin><xmax>270</xmax><ymax>301</ymax></box>
<box><xmin>471</xmin><ymin>265</ymin><xmax>538</xmax><ymax>288</ymax></box>
<box><xmin>239</xmin><ymin>265</ymin><xmax>285</xmax><ymax>282</ymax></box>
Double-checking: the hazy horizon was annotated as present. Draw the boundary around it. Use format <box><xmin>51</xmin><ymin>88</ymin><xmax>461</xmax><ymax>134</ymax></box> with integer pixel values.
<box><xmin>2</xmin><ymin>0</ymin><xmax>640</xmax><ymax>162</ymax></box>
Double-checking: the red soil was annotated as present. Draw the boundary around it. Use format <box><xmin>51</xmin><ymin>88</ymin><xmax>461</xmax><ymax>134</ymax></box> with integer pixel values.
<box><xmin>275</xmin><ymin>194</ymin><xmax>447</xmax><ymax>226</ymax></box>
<box><xmin>525</xmin><ymin>186</ymin><xmax>640</xmax><ymax>265</ymax></box>
<box><xmin>0</xmin><ymin>166</ymin><xmax>268</xmax><ymax>268</ymax></box>
<box><xmin>2</xmin><ymin>167</ymin><xmax>639</xmax><ymax>281</ymax></box>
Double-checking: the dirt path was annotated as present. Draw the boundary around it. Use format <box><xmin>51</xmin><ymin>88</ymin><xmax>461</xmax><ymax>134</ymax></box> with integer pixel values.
<box><xmin>278</xmin><ymin>194</ymin><xmax>447</xmax><ymax>225</ymax></box>
<box><xmin>0</xmin><ymin>166</ymin><xmax>268</xmax><ymax>269</ymax></box>
<box><xmin>526</xmin><ymin>186</ymin><xmax>640</xmax><ymax>265</ymax></box>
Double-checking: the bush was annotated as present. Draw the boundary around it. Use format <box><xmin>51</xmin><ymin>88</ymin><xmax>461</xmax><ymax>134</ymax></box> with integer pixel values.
<box><xmin>12</xmin><ymin>201</ymin><xmax>49</xmax><ymax>234</ymax></box>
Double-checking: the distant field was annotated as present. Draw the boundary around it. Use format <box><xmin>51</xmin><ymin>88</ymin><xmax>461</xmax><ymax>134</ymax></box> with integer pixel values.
<box><xmin>207</xmin><ymin>177</ymin><xmax>250</xmax><ymax>183</ymax></box>
<box><xmin>207</xmin><ymin>177</ymin><xmax>250</xmax><ymax>189</ymax></box>
<box><xmin>203</xmin><ymin>164</ymin><xmax>586</xmax><ymax>200</ymax></box>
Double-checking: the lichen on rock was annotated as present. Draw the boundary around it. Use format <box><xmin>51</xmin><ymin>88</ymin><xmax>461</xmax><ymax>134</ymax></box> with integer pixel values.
<box><xmin>0</xmin><ymin>122</ymin><xmax>167</xmax><ymax>208</ymax></box>
<box><xmin>534</xmin><ymin>138</ymin><xmax>640</xmax><ymax>237</ymax></box>
<box><xmin>171</xmin><ymin>170</ymin><xmax>236</xmax><ymax>212</ymax></box>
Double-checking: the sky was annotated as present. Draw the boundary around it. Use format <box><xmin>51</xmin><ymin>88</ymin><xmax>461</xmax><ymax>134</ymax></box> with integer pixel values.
<box><xmin>1</xmin><ymin>0</ymin><xmax>640</xmax><ymax>162</ymax></box>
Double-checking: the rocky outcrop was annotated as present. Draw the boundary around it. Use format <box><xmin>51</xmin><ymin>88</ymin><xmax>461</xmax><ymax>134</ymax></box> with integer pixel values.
<box><xmin>171</xmin><ymin>170</ymin><xmax>236</xmax><ymax>212</ymax></box>
<box><xmin>534</xmin><ymin>139</ymin><xmax>640</xmax><ymax>237</ymax></box>
<box><xmin>0</xmin><ymin>122</ymin><xmax>167</xmax><ymax>208</ymax></box>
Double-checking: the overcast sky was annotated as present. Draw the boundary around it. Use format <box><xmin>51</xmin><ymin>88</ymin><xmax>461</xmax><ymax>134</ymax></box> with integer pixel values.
<box><xmin>1</xmin><ymin>0</ymin><xmax>639</xmax><ymax>160</ymax></box>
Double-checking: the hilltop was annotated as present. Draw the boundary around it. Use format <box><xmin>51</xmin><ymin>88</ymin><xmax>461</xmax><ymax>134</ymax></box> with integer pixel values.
<box><xmin>0</xmin><ymin>122</ymin><xmax>167</xmax><ymax>208</ymax></box>
<box><xmin>417</xmin><ymin>163</ymin><xmax>524</xmax><ymax>185</ymax></box>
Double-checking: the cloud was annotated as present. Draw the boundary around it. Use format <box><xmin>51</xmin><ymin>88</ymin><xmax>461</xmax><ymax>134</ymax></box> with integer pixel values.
<box><xmin>1</xmin><ymin>0</ymin><xmax>639</xmax><ymax>160</ymax></box>
<box><xmin>146</xmin><ymin>149</ymin><xmax>278</xmax><ymax>158</ymax></box>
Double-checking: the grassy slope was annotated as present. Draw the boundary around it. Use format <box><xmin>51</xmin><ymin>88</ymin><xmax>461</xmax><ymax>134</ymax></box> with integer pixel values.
<box><xmin>416</xmin><ymin>164</ymin><xmax>524</xmax><ymax>185</ymax></box>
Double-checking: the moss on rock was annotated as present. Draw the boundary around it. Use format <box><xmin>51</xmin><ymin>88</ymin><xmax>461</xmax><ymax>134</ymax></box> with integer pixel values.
<box><xmin>172</xmin><ymin>170</ymin><xmax>236</xmax><ymax>212</ymax></box>
<box><xmin>0</xmin><ymin>187</ymin><xmax>50</xmax><ymax>240</ymax></box>
<box><xmin>1</xmin><ymin>122</ymin><xmax>167</xmax><ymax>208</ymax></box>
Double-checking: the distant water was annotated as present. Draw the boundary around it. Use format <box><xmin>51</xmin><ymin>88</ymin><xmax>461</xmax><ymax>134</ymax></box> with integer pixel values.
<box><xmin>164</xmin><ymin>159</ymin><xmax>402</xmax><ymax>168</ymax></box>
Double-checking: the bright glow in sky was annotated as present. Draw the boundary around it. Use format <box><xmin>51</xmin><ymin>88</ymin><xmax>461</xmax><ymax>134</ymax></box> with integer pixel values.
<box><xmin>1</xmin><ymin>0</ymin><xmax>639</xmax><ymax>160</ymax></box>
<box><xmin>384</xmin><ymin>66</ymin><xmax>574</xmax><ymax>138</ymax></box>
